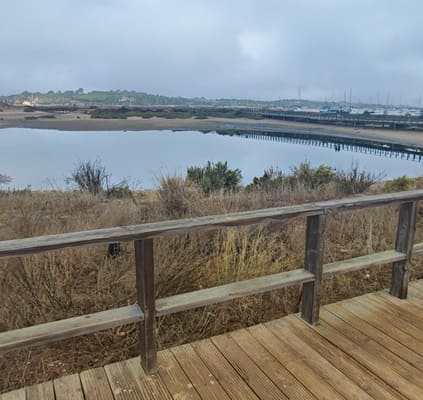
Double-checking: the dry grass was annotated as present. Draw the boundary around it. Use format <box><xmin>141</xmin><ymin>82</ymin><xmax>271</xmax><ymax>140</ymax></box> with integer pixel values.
<box><xmin>0</xmin><ymin>186</ymin><xmax>422</xmax><ymax>393</ymax></box>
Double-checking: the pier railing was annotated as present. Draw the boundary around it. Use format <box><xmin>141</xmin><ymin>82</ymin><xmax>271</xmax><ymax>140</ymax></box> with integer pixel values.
<box><xmin>0</xmin><ymin>190</ymin><xmax>422</xmax><ymax>373</ymax></box>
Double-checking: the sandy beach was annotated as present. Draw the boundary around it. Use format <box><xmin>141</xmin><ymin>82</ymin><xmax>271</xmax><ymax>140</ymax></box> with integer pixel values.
<box><xmin>1</xmin><ymin>109</ymin><xmax>423</xmax><ymax>147</ymax></box>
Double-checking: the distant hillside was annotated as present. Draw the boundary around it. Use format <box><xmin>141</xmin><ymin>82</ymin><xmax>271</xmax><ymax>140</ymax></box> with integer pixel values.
<box><xmin>0</xmin><ymin>89</ymin><xmax>338</xmax><ymax>108</ymax></box>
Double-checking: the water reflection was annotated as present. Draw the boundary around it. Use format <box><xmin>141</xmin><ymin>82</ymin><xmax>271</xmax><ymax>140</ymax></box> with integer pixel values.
<box><xmin>217</xmin><ymin>130</ymin><xmax>423</xmax><ymax>163</ymax></box>
<box><xmin>0</xmin><ymin>128</ymin><xmax>422</xmax><ymax>190</ymax></box>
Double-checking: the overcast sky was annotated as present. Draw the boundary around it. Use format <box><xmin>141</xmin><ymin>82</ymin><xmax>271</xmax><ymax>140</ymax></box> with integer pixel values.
<box><xmin>1</xmin><ymin>0</ymin><xmax>423</xmax><ymax>104</ymax></box>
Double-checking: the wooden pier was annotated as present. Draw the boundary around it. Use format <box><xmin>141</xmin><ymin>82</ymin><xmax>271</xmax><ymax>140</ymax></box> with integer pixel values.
<box><xmin>2</xmin><ymin>280</ymin><xmax>422</xmax><ymax>400</ymax></box>
<box><xmin>1</xmin><ymin>190</ymin><xmax>423</xmax><ymax>399</ymax></box>
<box><xmin>260</xmin><ymin>110</ymin><xmax>423</xmax><ymax>131</ymax></box>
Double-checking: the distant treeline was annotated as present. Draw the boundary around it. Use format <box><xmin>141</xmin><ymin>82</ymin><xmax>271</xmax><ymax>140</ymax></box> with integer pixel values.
<box><xmin>1</xmin><ymin>89</ymin><xmax>346</xmax><ymax>108</ymax></box>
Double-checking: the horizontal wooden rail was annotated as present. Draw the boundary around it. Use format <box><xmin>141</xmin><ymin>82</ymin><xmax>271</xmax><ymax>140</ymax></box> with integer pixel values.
<box><xmin>413</xmin><ymin>242</ymin><xmax>423</xmax><ymax>256</ymax></box>
<box><xmin>323</xmin><ymin>250</ymin><xmax>406</xmax><ymax>277</ymax></box>
<box><xmin>1</xmin><ymin>243</ymin><xmax>422</xmax><ymax>353</ymax></box>
<box><xmin>1</xmin><ymin>190</ymin><xmax>423</xmax><ymax>259</ymax></box>
<box><xmin>155</xmin><ymin>268</ymin><xmax>314</xmax><ymax>316</ymax></box>
<box><xmin>0</xmin><ymin>305</ymin><xmax>143</xmax><ymax>352</ymax></box>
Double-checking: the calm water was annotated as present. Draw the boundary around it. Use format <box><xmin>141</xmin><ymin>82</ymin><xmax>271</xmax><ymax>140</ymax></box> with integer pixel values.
<box><xmin>1</xmin><ymin>128</ymin><xmax>422</xmax><ymax>189</ymax></box>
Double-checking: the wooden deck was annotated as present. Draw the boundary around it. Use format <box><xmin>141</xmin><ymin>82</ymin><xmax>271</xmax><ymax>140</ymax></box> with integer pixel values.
<box><xmin>2</xmin><ymin>279</ymin><xmax>422</xmax><ymax>400</ymax></box>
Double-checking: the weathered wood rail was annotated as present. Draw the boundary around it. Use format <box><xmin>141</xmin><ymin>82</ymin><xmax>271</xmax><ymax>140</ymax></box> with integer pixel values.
<box><xmin>0</xmin><ymin>190</ymin><xmax>422</xmax><ymax>374</ymax></box>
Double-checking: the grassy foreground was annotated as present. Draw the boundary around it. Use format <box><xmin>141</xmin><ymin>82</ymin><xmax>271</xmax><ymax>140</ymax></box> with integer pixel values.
<box><xmin>0</xmin><ymin>183</ymin><xmax>422</xmax><ymax>392</ymax></box>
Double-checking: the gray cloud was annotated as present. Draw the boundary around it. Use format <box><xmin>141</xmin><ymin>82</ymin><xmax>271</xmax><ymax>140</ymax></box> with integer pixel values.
<box><xmin>1</xmin><ymin>0</ymin><xmax>423</xmax><ymax>104</ymax></box>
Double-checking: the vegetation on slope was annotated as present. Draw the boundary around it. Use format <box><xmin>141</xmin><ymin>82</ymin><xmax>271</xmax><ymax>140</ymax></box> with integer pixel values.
<box><xmin>88</xmin><ymin>106</ymin><xmax>264</xmax><ymax>120</ymax></box>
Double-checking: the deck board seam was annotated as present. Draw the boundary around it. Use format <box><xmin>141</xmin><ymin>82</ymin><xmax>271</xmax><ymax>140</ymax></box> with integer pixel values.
<box><xmin>263</xmin><ymin>321</ymin><xmax>368</xmax><ymax>400</ymax></box>
<box><xmin>238</xmin><ymin>329</ymin><xmax>319</xmax><ymax>400</ymax></box>
<box><xmin>206</xmin><ymin>335</ymin><xmax>290</xmax><ymax>400</ymax></box>
<box><xmin>318</xmin><ymin>311</ymin><xmax>423</xmax><ymax>393</ymax></box>
<box><xmin>292</xmin><ymin>314</ymin><xmax>416</xmax><ymax>400</ymax></box>
<box><xmin>324</xmin><ymin>305</ymin><xmax>423</xmax><ymax>371</ymax></box>
<box><xmin>334</xmin><ymin>299</ymin><xmax>423</xmax><ymax>354</ymax></box>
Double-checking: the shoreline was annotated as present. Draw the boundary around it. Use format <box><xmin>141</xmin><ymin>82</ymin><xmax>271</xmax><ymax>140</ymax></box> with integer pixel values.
<box><xmin>1</xmin><ymin>111</ymin><xmax>423</xmax><ymax>147</ymax></box>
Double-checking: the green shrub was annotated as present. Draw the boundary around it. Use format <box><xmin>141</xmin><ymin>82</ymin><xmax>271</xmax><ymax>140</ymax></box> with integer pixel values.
<box><xmin>384</xmin><ymin>175</ymin><xmax>413</xmax><ymax>192</ymax></box>
<box><xmin>247</xmin><ymin>167</ymin><xmax>286</xmax><ymax>192</ymax></box>
<box><xmin>187</xmin><ymin>161</ymin><xmax>242</xmax><ymax>195</ymax></box>
<box><xmin>288</xmin><ymin>162</ymin><xmax>337</xmax><ymax>190</ymax></box>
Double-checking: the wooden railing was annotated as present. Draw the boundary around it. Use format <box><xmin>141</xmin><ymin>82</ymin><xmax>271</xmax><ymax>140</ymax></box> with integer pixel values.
<box><xmin>0</xmin><ymin>190</ymin><xmax>422</xmax><ymax>373</ymax></box>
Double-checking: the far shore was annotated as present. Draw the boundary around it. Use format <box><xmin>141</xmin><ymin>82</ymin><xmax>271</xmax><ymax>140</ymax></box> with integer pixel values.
<box><xmin>1</xmin><ymin>110</ymin><xmax>423</xmax><ymax>147</ymax></box>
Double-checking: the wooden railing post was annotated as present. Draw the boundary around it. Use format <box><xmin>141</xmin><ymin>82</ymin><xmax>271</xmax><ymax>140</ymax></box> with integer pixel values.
<box><xmin>301</xmin><ymin>214</ymin><xmax>326</xmax><ymax>324</ymax></box>
<box><xmin>390</xmin><ymin>201</ymin><xmax>418</xmax><ymax>299</ymax></box>
<box><xmin>134</xmin><ymin>238</ymin><xmax>157</xmax><ymax>373</ymax></box>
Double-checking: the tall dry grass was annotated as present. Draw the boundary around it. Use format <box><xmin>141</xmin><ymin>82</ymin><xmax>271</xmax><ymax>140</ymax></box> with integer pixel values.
<box><xmin>0</xmin><ymin>184</ymin><xmax>422</xmax><ymax>393</ymax></box>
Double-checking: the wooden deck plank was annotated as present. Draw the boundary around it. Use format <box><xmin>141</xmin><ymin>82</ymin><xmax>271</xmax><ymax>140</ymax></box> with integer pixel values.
<box><xmin>409</xmin><ymin>279</ymin><xmax>423</xmax><ymax>291</ymax></box>
<box><xmin>319</xmin><ymin>310</ymin><xmax>423</xmax><ymax>395</ymax></box>
<box><xmin>25</xmin><ymin>382</ymin><xmax>55</xmax><ymax>400</ymax></box>
<box><xmin>124</xmin><ymin>358</ymin><xmax>172</xmax><ymax>400</ymax></box>
<box><xmin>408</xmin><ymin>289</ymin><xmax>423</xmax><ymax>303</ymax></box>
<box><xmin>209</xmin><ymin>334</ymin><xmax>290</xmax><ymax>400</ymax></box>
<box><xmin>171</xmin><ymin>344</ymin><xmax>232</xmax><ymax>400</ymax></box>
<box><xmin>303</xmin><ymin>315</ymin><xmax>423</xmax><ymax>400</ymax></box>
<box><xmin>248</xmin><ymin>324</ymin><xmax>344</xmax><ymax>400</ymax></box>
<box><xmin>156</xmin><ymin>350</ymin><xmax>201</xmax><ymax>400</ymax></box>
<box><xmin>353</xmin><ymin>295</ymin><xmax>423</xmax><ymax>342</ymax></box>
<box><xmin>326</xmin><ymin>303</ymin><xmax>423</xmax><ymax>371</ymax></box>
<box><xmin>282</xmin><ymin>316</ymin><xmax>406</xmax><ymax>400</ymax></box>
<box><xmin>408</xmin><ymin>285</ymin><xmax>423</xmax><ymax>298</ymax></box>
<box><xmin>337</xmin><ymin>298</ymin><xmax>423</xmax><ymax>357</ymax></box>
<box><xmin>410</xmin><ymin>279</ymin><xmax>423</xmax><ymax>287</ymax></box>
<box><xmin>370</xmin><ymin>293</ymin><xmax>423</xmax><ymax>329</ymax></box>
<box><xmin>359</xmin><ymin>293</ymin><xmax>423</xmax><ymax>334</ymax></box>
<box><xmin>266</xmin><ymin>319</ymin><xmax>374</xmax><ymax>400</ymax></box>
<box><xmin>104</xmin><ymin>359</ymin><xmax>148</xmax><ymax>400</ymax></box>
<box><xmin>0</xmin><ymin>389</ymin><xmax>26</xmax><ymax>400</ymax></box>
<box><xmin>79</xmin><ymin>367</ymin><xmax>114</xmax><ymax>400</ymax></box>
<box><xmin>321</xmin><ymin>308</ymin><xmax>423</xmax><ymax>382</ymax></box>
<box><xmin>191</xmin><ymin>339</ymin><xmax>260</xmax><ymax>400</ymax></box>
<box><xmin>376</xmin><ymin>291</ymin><xmax>423</xmax><ymax>313</ymax></box>
<box><xmin>53</xmin><ymin>374</ymin><xmax>84</xmax><ymax>400</ymax></box>
<box><xmin>407</xmin><ymin>286</ymin><xmax>423</xmax><ymax>303</ymax></box>
<box><xmin>228</xmin><ymin>329</ymin><xmax>316</xmax><ymax>400</ymax></box>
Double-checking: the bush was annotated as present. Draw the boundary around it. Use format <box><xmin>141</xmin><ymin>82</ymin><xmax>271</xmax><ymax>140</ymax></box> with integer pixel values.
<box><xmin>384</xmin><ymin>175</ymin><xmax>413</xmax><ymax>192</ymax></box>
<box><xmin>187</xmin><ymin>161</ymin><xmax>242</xmax><ymax>195</ymax></box>
<box><xmin>66</xmin><ymin>160</ymin><xmax>110</xmax><ymax>195</ymax></box>
<box><xmin>287</xmin><ymin>162</ymin><xmax>337</xmax><ymax>190</ymax></box>
<box><xmin>247</xmin><ymin>167</ymin><xmax>286</xmax><ymax>192</ymax></box>
<box><xmin>248</xmin><ymin>162</ymin><xmax>337</xmax><ymax>193</ymax></box>
<box><xmin>157</xmin><ymin>176</ymin><xmax>202</xmax><ymax>217</ymax></box>
<box><xmin>335</xmin><ymin>164</ymin><xmax>383</xmax><ymax>195</ymax></box>
<box><xmin>106</xmin><ymin>180</ymin><xmax>133</xmax><ymax>199</ymax></box>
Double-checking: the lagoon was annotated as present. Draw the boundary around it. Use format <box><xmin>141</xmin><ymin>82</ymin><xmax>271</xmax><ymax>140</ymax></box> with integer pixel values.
<box><xmin>1</xmin><ymin>128</ymin><xmax>422</xmax><ymax>190</ymax></box>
